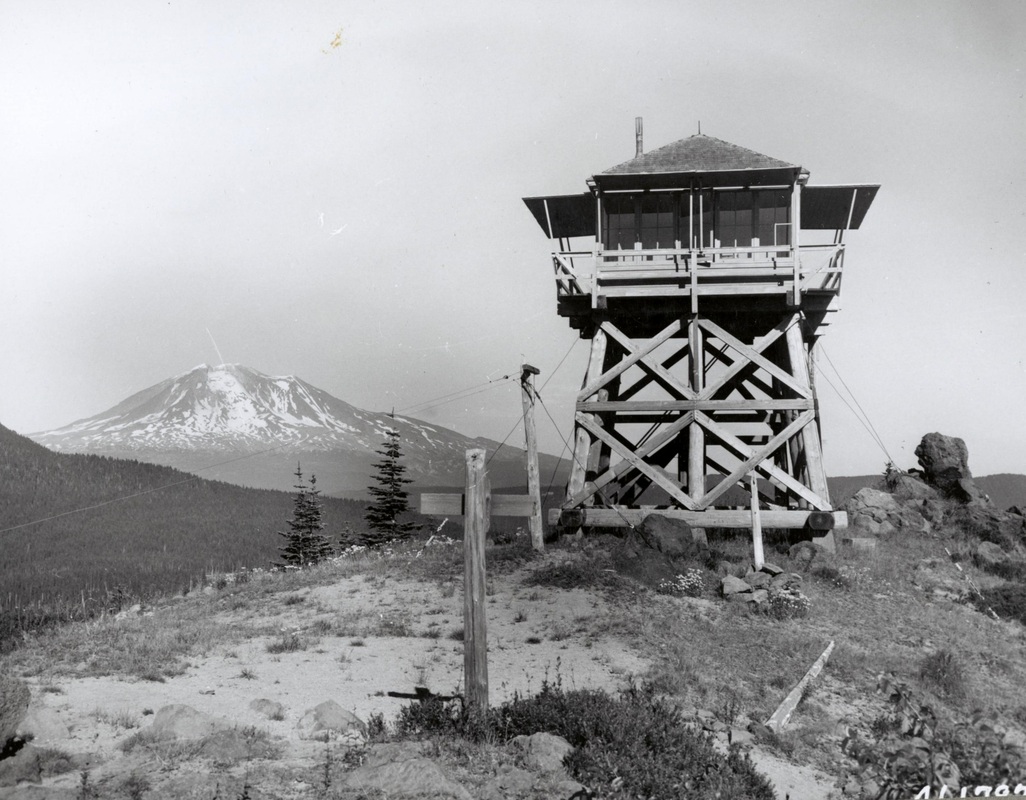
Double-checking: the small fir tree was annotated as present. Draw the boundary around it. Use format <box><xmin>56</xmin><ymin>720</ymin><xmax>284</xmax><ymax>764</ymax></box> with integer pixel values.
<box><xmin>277</xmin><ymin>464</ymin><xmax>333</xmax><ymax>568</ymax></box>
<box><xmin>364</xmin><ymin>426</ymin><xmax>416</xmax><ymax>545</ymax></box>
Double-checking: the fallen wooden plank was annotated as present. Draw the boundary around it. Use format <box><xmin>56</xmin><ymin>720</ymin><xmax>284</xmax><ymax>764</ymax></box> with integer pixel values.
<box><xmin>764</xmin><ymin>641</ymin><xmax>835</xmax><ymax>734</ymax></box>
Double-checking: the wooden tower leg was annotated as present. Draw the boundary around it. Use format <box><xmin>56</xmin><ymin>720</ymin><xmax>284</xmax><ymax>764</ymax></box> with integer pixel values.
<box><xmin>687</xmin><ymin>316</ymin><xmax>705</xmax><ymax>502</ymax></box>
<box><xmin>566</xmin><ymin>329</ymin><xmax>607</xmax><ymax>534</ymax></box>
<box><xmin>785</xmin><ymin>321</ymin><xmax>830</xmax><ymax>506</ymax></box>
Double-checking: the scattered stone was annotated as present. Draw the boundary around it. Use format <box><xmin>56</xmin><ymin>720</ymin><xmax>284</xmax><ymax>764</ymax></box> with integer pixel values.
<box><xmin>716</xmin><ymin>560</ymin><xmax>746</xmax><ymax>578</ymax></box>
<box><xmin>0</xmin><ymin>677</ymin><xmax>31</xmax><ymax>749</ymax></box>
<box><xmin>512</xmin><ymin>732</ymin><xmax>573</xmax><ymax>774</ymax></box>
<box><xmin>760</xmin><ymin>562</ymin><xmax>784</xmax><ymax>576</ymax></box>
<box><xmin>198</xmin><ymin>728</ymin><xmax>278</xmax><ymax>762</ymax></box>
<box><xmin>296</xmin><ymin>701</ymin><xmax>367</xmax><ymax>742</ymax></box>
<box><xmin>0</xmin><ymin>744</ymin><xmax>41</xmax><ymax>787</ymax></box>
<box><xmin>638</xmin><ymin>514</ymin><xmax>708</xmax><ymax>560</ymax></box>
<box><xmin>342</xmin><ymin>756</ymin><xmax>472</xmax><ymax>799</ymax></box>
<box><xmin>745</xmin><ymin>571</ymin><xmax>772</xmax><ymax>590</ymax></box>
<box><xmin>249</xmin><ymin>699</ymin><xmax>285</xmax><ymax>720</ymax></box>
<box><xmin>749</xmin><ymin>589</ymin><xmax>769</xmax><ymax>605</ymax></box>
<box><xmin>770</xmin><ymin>572</ymin><xmax>802</xmax><ymax>591</ymax></box>
<box><xmin>145</xmin><ymin>705</ymin><xmax>228</xmax><ymax>742</ymax></box>
<box><xmin>363</xmin><ymin>741</ymin><xmax>432</xmax><ymax>768</ymax></box>
<box><xmin>847</xmin><ymin>488</ymin><xmax>928</xmax><ymax>535</ymax></box>
<box><xmin>721</xmin><ymin>575</ymin><xmax>752</xmax><ymax>596</ymax></box>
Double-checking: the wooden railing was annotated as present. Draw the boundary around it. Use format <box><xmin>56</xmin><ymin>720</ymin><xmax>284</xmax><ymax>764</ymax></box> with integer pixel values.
<box><xmin>552</xmin><ymin>244</ymin><xmax>845</xmax><ymax>301</ymax></box>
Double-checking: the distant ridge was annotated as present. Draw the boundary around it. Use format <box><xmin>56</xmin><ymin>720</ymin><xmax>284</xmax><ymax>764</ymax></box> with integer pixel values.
<box><xmin>29</xmin><ymin>364</ymin><xmax>571</xmax><ymax>496</ymax></box>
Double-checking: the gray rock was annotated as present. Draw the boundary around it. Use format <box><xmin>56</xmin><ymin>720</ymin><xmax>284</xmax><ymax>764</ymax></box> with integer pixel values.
<box><xmin>248</xmin><ymin>698</ymin><xmax>285</xmax><ymax>720</ymax></box>
<box><xmin>16</xmin><ymin>706</ymin><xmax>68</xmax><ymax>746</ymax></box>
<box><xmin>749</xmin><ymin>589</ymin><xmax>769</xmax><ymax>605</ymax></box>
<box><xmin>974</xmin><ymin>541</ymin><xmax>1009</xmax><ymax>571</ymax></box>
<box><xmin>760</xmin><ymin>562</ymin><xmax>784</xmax><ymax>576</ymax></box>
<box><xmin>145</xmin><ymin>704</ymin><xmax>228</xmax><ymax>742</ymax></box>
<box><xmin>363</xmin><ymin>741</ymin><xmax>432</xmax><ymax>768</ymax></box>
<box><xmin>789</xmin><ymin>541</ymin><xmax>827</xmax><ymax>570</ymax></box>
<box><xmin>638</xmin><ymin>514</ymin><xmax>708</xmax><ymax>560</ymax></box>
<box><xmin>343</xmin><ymin>757</ymin><xmax>472</xmax><ymax>799</ymax></box>
<box><xmin>296</xmin><ymin>701</ymin><xmax>367</xmax><ymax>742</ymax></box>
<box><xmin>745</xmin><ymin>571</ymin><xmax>772</xmax><ymax>589</ymax></box>
<box><xmin>888</xmin><ymin>473</ymin><xmax>941</xmax><ymax>501</ymax></box>
<box><xmin>770</xmin><ymin>572</ymin><xmax>802</xmax><ymax>591</ymax></box>
<box><xmin>512</xmin><ymin>732</ymin><xmax>574</xmax><ymax>774</ymax></box>
<box><xmin>721</xmin><ymin>575</ymin><xmax>752</xmax><ymax>596</ymax></box>
<box><xmin>0</xmin><ymin>745</ymin><xmax>43</xmax><ymax>787</ymax></box>
<box><xmin>479</xmin><ymin>766</ymin><xmax>536</xmax><ymax>800</ymax></box>
<box><xmin>197</xmin><ymin>728</ymin><xmax>278</xmax><ymax>762</ymax></box>
<box><xmin>1</xmin><ymin>677</ymin><xmax>30</xmax><ymax>748</ymax></box>
<box><xmin>915</xmin><ymin>433</ymin><xmax>987</xmax><ymax>504</ymax></box>
<box><xmin>847</xmin><ymin>488</ymin><xmax>929</xmax><ymax>535</ymax></box>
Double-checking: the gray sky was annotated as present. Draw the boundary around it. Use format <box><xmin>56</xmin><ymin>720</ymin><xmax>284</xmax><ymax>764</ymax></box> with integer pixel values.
<box><xmin>2</xmin><ymin>1</ymin><xmax>1025</xmax><ymax>477</ymax></box>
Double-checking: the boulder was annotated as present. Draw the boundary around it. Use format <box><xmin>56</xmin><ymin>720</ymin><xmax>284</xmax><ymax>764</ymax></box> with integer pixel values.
<box><xmin>749</xmin><ymin>589</ymin><xmax>769</xmax><ymax>605</ymax></box>
<box><xmin>511</xmin><ymin>732</ymin><xmax>573</xmax><ymax>774</ymax></box>
<box><xmin>198</xmin><ymin>728</ymin><xmax>279</xmax><ymax>762</ymax></box>
<box><xmin>248</xmin><ymin>699</ymin><xmax>285</xmax><ymax>720</ymax></box>
<box><xmin>974</xmin><ymin>541</ymin><xmax>1010</xmax><ymax>572</ymax></box>
<box><xmin>638</xmin><ymin>515</ymin><xmax>708</xmax><ymax>561</ymax></box>
<box><xmin>770</xmin><ymin>572</ymin><xmax>802</xmax><ymax>591</ymax></box>
<box><xmin>721</xmin><ymin>576</ymin><xmax>752</xmax><ymax>596</ymax></box>
<box><xmin>16</xmin><ymin>706</ymin><xmax>68</xmax><ymax>746</ymax></box>
<box><xmin>362</xmin><ymin>741</ymin><xmax>432</xmax><ymax>768</ymax></box>
<box><xmin>760</xmin><ymin>562</ymin><xmax>784</xmax><ymax>576</ymax></box>
<box><xmin>296</xmin><ymin>701</ymin><xmax>367</xmax><ymax>742</ymax></box>
<box><xmin>480</xmin><ymin>767</ymin><xmax>536</xmax><ymax>800</ymax></box>
<box><xmin>0</xmin><ymin>745</ymin><xmax>41</xmax><ymax>787</ymax></box>
<box><xmin>0</xmin><ymin>677</ymin><xmax>31</xmax><ymax>749</ymax></box>
<box><xmin>914</xmin><ymin>433</ymin><xmax>987</xmax><ymax>504</ymax></box>
<box><xmin>145</xmin><ymin>705</ymin><xmax>227</xmax><ymax>742</ymax></box>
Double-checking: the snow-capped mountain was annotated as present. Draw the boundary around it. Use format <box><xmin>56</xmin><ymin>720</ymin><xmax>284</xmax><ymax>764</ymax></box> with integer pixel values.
<box><xmin>30</xmin><ymin>364</ymin><xmax>566</xmax><ymax>495</ymax></box>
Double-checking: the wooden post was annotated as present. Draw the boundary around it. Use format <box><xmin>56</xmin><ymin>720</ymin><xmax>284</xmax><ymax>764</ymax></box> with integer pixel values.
<box><xmin>785</xmin><ymin>322</ymin><xmax>830</xmax><ymax>505</ymax></box>
<box><xmin>463</xmin><ymin>449</ymin><xmax>488</xmax><ymax>711</ymax></box>
<box><xmin>765</xmin><ymin>641</ymin><xmax>835</xmax><ymax>733</ymax></box>
<box><xmin>688</xmin><ymin>317</ymin><xmax>705</xmax><ymax>501</ymax></box>
<box><xmin>750</xmin><ymin>471</ymin><xmax>764</xmax><ymax>570</ymax></box>
<box><xmin>520</xmin><ymin>364</ymin><xmax>544</xmax><ymax>552</ymax></box>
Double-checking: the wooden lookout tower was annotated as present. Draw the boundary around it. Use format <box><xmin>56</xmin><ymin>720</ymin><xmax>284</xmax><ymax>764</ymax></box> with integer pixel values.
<box><xmin>524</xmin><ymin>122</ymin><xmax>878</xmax><ymax>533</ymax></box>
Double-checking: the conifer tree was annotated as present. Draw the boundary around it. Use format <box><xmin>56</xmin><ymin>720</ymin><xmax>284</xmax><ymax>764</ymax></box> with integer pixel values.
<box><xmin>277</xmin><ymin>464</ymin><xmax>333</xmax><ymax>568</ymax></box>
<box><xmin>363</xmin><ymin>426</ymin><xmax>416</xmax><ymax>545</ymax></box>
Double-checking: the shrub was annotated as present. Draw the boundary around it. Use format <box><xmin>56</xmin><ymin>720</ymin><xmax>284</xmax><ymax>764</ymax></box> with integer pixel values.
<box><xmin>918</xmin><ymin>649</ymin><xmax>967</xmax><ymax>699</ymax></box>
<box><xmin>390</xmin><ymin>682</ymin><xmax>774</xmax><ymax>799</ymax></box>
<box><xmin>842</xmin><ymin>675</ymin><xmax>1023</xmax><ymax>797</ymax></box>
<box><xmin>266</xmin><ymin>631</ymin><xmax>306</xmax><ymax>654</ymax></box>
<box><xmin>975</xmin><ymin>584</ymin><xmax>1026</xmax><ymax>626</ymax></box>
<box><xmin>765</xmin><ymin>589</ymin><xmax>810</xmax><ymax>620</ymax></box>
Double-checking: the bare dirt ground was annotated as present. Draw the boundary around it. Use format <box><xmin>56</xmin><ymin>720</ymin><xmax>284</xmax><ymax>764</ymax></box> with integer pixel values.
<box><xmin>7</xmin><ymin>545</ymin><xmax>843</xmax><ymax>799</ymax></box>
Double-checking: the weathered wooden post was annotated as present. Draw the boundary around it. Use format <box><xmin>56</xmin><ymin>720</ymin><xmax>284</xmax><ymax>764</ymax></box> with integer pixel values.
<box><xmin>519</xmin><ymin>364</ymin><xmax>544</xmax><ymax>551</ymax></box>
<box><xmin>463</xmin><ymin>449</ymin><xmax>489</xmax><ymax>711</ymax></box>
<box><xmin>750</xmin><ymin>471</ymin><xmax>765</xmax><ymax>569</ymax></box>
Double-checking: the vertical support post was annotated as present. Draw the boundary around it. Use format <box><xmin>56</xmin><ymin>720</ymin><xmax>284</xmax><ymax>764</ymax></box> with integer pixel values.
<box><xmin>785</xmin><ymin>321</ymin><xmax>830</xmax><ymax>505</ymax></box>
<box><xmin>688</xmin><ymin>317</ymin><xmax>705</xmax><ymax>502</ymax></box>
<box><xmin>750</xmin><ymin>471</ymin><xmax>764</xmax><ymax>569</ymax></box>
<box><xmin>791</xmin><ymin>177</ymin><xmax>803</xmax><ymax>307</ymax></box>
<box><xmin>567</xmin><ymin>329</ymin><xmax>607</xmax><ymax>524</ymax></box>
<box><xmin>520</xmin><ymin>365</ymin><xmax>544</xmax><ymax>552</ymax></box>
<box><xmin>463</xmin><ymin>449</ymin><xmax>489</xmax><ymax>712</ymax></box>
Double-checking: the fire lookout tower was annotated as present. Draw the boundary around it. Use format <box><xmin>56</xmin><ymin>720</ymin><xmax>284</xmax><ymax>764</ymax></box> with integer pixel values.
<box><xmin>524</xmin><ymin>123</ymin><xmax>878</xmax><ymax>533</ymax></box>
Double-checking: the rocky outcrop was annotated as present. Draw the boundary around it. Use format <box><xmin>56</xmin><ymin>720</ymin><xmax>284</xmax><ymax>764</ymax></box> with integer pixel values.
<box><xmin>914</xmin><ymin>432</ymin><xmax>987</xmax><ymax>505</ymax></box>
<box><xmin>846</xmin><ymin>488</ymin><xmax>929</xmax><ymax>535</ymax></box>
<box><xmin>342</xmin><ymin>741</ymin><xmax>472</xmax><ymax>799</ymax></box>
<box><xmin>511</xmin><ymin>732</ymin><xmax>573</xmax><ymax>774</ymax></box>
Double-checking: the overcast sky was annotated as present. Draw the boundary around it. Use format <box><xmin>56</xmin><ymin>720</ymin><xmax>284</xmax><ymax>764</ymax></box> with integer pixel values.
<box><xmin>2</xmin><ymin>1</ymin><xmax>1024</xmax><ymax>478</ymax></box>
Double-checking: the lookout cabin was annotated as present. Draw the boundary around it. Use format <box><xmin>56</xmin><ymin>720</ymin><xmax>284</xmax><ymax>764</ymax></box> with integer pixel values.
<box><xmin>523</xmin><ymin>124</ymin><xmax>879</xmax><ymax>533</ymax></box>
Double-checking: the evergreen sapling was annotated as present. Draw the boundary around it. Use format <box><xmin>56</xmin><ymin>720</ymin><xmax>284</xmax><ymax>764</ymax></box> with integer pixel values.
<box><xmin>364</xmin><ymin>427</ymin><xmax>417</xmax><ymax>546</ymax></box>
<box><xmin>277</xmin><ymin>464</ymin><xmax>333</xmax><ymax>568</ymax></box>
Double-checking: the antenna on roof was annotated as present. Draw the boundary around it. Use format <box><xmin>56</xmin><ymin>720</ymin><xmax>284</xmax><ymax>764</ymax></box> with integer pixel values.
<box><xmin>635</xmin><ymin>117</ymin><xmax>643</xmax><ymax>157</ymax></box>
<box><xmin>698</xmin><ymin>121</ymin><xmax>701</xmax><ymax>135</ymax></box>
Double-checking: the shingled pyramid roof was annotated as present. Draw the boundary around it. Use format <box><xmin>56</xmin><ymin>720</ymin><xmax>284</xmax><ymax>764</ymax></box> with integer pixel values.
<box><xmin>600</xmin><ymin>134</ymin><xmax>797</xmax><ymax>176</ymax></box>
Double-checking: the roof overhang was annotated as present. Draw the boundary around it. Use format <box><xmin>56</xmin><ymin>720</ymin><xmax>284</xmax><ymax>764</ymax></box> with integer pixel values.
<box><xmin>523</xmin><ymin>193</ymin><xmax>596</xmax><ymax>239</ymax></box>
<box><xmin>593</xmin><ymin>166</ymin><xmax>800</xmax><ymax>191</ymax></box>
<box><xmin>801</xmin><ymin>184</ymin><xmax>880</xmax><ymax>230</ymax></box>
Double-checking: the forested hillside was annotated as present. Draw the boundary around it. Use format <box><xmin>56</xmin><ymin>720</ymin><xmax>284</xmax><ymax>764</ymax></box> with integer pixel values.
<box><xmin>0</xmin><ymin>424</ymin><xmax>368</xmax><ymax>639</ymax></box>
